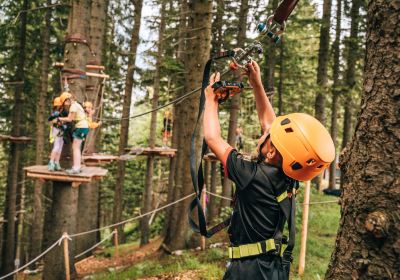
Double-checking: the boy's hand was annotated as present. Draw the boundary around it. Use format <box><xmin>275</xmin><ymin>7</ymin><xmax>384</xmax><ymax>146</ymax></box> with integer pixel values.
<box><xmin>205</xmin><ymin>72</ymin><xmax>221</xmax><ymax>103</ymax></box>
<box><xmin>244</xmin><ymin>60</ymin><xmax>263</xmax><ymax>88</ymax></box>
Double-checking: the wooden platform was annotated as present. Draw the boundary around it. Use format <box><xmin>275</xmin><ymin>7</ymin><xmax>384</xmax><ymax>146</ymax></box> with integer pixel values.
<box><xmin>0</xmin><ymin>134</ymin><xmax>32</xmax><ymax>143</ymax></box>
<box><xmin>83</xmin><ymin>154</ymin><xmax>119</xmax><ymax>166</ymax></box>
<box><xmin>124</xmin><ymin>147</ymin><xmax>177</xmax><ymax>158</ymax></box>
<box><xmin>24</xmin><ymin>165</ymin><xmax>108</xmax><ymax>187</ymax></box>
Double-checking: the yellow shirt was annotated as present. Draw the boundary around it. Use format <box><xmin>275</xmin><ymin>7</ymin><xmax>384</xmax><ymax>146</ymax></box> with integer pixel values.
<box><xmin>70</xmin><ymin>101</ymin><xmax>89</xmax><ymax>128</ymax></box>
<box><xmin>87</xmin><ymin>116</ymin><xmax>100</xmax><ymax>129</ymax></box>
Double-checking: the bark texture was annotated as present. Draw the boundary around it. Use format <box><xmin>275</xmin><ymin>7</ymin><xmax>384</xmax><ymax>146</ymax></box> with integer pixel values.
<box><xmin>29</xmin><ymin>0</ymin><xmax>51</xmax><ymax>266</ymax></box>
<box><xmin>0</xmin><ymin>0</ymin><xmax>28</xmax><ymax>275</ymax></box>
<box><xmin>76</xmin><ymin>0</ymin><xmax>108</xmax><ymax>258</ymax></box>
<box><xmin>163</xmin><ymin>0</ymin><xmax>187</xmax><ymax>248</ymax></box>
<box><xmin>43</xmin><ymin>0</ymin><xmax>91</xmax><ymax>278</ymax></box>
<box><xmin>328</xmin><ymin>0</ymin><xmax>342</xmax><ymax>190</ymax></box>
<box><xmin>140</xmin><ymin>1</ymin><xmax>166</xmax><ymax>246</ymax></box>
<box><xmin>325</xmin><ymin>1</ymin><xmax>400</xmax><ymax>279</ymax></box>
<box><xmin>342</xmin><ymin>0</ymin><xmax>362</xmax><ymax>149</ymax></box>
<box><xmin>315</xmin><ymin>0</ymin><xmax>332</xmax><ymax>125</ymax></box>
<box><xmin>113</xmin><ymin>0</ymin><xmax>143</xmax><ymax>243</ymax></box>
<box><xmin>164</xmin><ymin>0</ymin><xmax>212</xmax><ymax>251</ymax></box>
<box><xmin>314</xmin><ymin>0</ymin><xmax>332</xmax><ymax>190</ymax></box>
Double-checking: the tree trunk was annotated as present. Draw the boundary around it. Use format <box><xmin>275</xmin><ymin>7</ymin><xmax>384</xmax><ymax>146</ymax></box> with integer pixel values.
<box><xmin>164</xmin><ymin>0</ymin><xmax>212</xmax><ymax>251</ymax></box>
<box><xmin>315</xmin><ymin>0</ymin><xmax>332</xmax><ymax>125</ymax></box>
<box><xmin>29</xmin><ymin>0</ymin><xmax>51</xmax><ymax>266</ymax></box>
<box><xmin>140</xmin><ymin>1</ymin><xmax>166</xmax><ymax>246</ymax></box>
<box><xmin>207</xmin><ymin>161</ymin><xmax>218</xmax><ymax>222</ymax></box>
<box><xmin>314</xmin><ymin>0</ymin><xmax>332</xmax><ymax>190</ymax></box>
<box><xmin>220</xmin><ymin>0</ymin><xmax>249</xmax><ymax>208</ymax></box>
<box><xmin>43</xmin><ymin>1</ymin><xmax>91</xmax><ymax>278</ymax></box>
<box><xmin>113</xmin><ymin>0</ymin><xmax>143</xmax><ymax>243</ymax></box>
<box><xmin>277</xmin><ymin>41</ymin><xmax>284</xmax><ymax>115</ymax></box>
<box><xmin>340</xmin><ymin>0</ymin><xmax>362</xmax><ymax>190</ymax></box>
<box><xmin>162</xmin><ymin>0</ymin><xmax>187</xmax><ymax>248</ymax></box>
<box><xmin>325</xmin><ymin>1</ymin><xmax>399</xmax><ymax>278</ymax></box>
<box><xmin>211</xmin><ymin>0</ymin><xmax>224</xmax><ymax>53</ymax></box>
<box><xmin>0</xmin><ymin>0</ymin><xmax>28</xmax><ymax>275</ymax></box>
<box><xmin>76</xmin><ymin>0</ymin><xmax>108</xmax><ymax>259</ymax></box>
<box><xmin>342</xmin><ymin>0</ymin><xmax>362</xmax><ymax>150</ymax></box>
<box><xmin>328</xmin><ymin>0</ymin><xmax>342</xmax><ymax>190</ymax></box>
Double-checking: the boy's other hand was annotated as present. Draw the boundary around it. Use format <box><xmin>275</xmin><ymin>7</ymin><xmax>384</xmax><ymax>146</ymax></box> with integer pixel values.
<box><xmin>205</xmin><ymin>72</ymin><xmax>220</xmax><ymax>103</ymax></box>
<box><xmin>244</xmin><ymin>60</ymin><xmax>263</xmax><ymax>88</ymax></box>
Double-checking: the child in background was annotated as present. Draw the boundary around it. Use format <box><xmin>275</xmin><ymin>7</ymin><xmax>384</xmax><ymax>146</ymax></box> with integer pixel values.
<box><xmin>162</xmin><ymin>110</ymin><xmax>173</xmax><ymax>147</ymax></box>
<box><xmin>48</xmin><ymin>97</ymin><xmax>64</xmax><ymax>171</ymax></box>
<box><xmin>83</xmin><ymin>101</ymin><xmax>101</xmax><ymax>129</ymax></box>
<box><xmin>58</xmin><ymin>92</ymin><xmax>89</xmax><ymax>174</ymax></box>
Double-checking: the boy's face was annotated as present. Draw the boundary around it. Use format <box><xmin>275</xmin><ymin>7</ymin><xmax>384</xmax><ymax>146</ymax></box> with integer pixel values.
<box><xmin>257</xmin><ymin>132</ymin><xmax>283</xmax><ymax>167</ymax></box>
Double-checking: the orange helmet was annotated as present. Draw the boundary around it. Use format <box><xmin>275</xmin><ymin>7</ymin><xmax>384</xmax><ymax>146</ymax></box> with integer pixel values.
<box><xmin>59</xmin><ymin>92</ymin><xmax>72</xmax><ymax>104</ymax></box>
<box><xmin>270</xmin><ymin>113</ymin><xmax>335</xmax><ymax>181</ymax></box>
<box><xmin>83</xmin><ymin>101</ymin><xmax>93</xmax><ymax>109</ymax></box>
<box><xmin>53</xmin><ymin>97</ymin><xmax>62</xmax><ymax>107</ymax></box>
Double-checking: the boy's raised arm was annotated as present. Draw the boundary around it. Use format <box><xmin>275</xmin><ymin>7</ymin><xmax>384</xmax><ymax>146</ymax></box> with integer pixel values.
<box><xmin>246</xmin><ymin>61</ymin><xmax>276</xmax><ymax>133</ymax></box>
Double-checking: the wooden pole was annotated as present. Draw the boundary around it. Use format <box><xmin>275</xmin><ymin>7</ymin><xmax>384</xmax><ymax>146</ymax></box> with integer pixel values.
<box><xmin>114</xmin><ymin>229</ymin><xmax>119</xmax><ymax>258</ymax></box>
<box><xmin>298</xmin><ymin>181</ymin><xmax>311</xmax><ymax>276</ymax></box>
<box><xmin>200</xmin><ymin>188</ymin><xmax>206</xmax><ymax>250</ymax></box>
<box><xmin>14</xmin><ymin>173</ymin><xmax>26</xmax><ymax>280</ymax></box>
<box><xmin>63</xmin><ymin>233</ymin><xmax>70</xmax><ymax>280</ymax></box>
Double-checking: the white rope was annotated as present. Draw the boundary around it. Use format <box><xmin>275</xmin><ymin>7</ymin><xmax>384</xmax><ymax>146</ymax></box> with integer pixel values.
<box><xmin>206</xmin><ymin>191</ymin><xmax>233</xmax><ymax>201</ymax></box>
<box><xmin>70</xmin><ymin>192</ymin><xmax>195</xmax><ymax>238</ymax></box>
<box><xmin>206</xmin><ymin>190</ymin><xmax>339</xmax><ymax>205</ymax></box>
<box><xmin>303</xmin><ymin>200</ymin><xmax>339</xmax><ymax>205</ymax></box>
<box><xmin>0</xmin><ymin>235</ymin><xmax>66</xmax><ymax>280</ymax></box>
<box><xmin>74</xmin><ymin>230</ymin><xmax>115</xmax><ymax>259</ymax></box>
<box><xmin>0</xmin><ymin>193</ymin><xmax>195</xmax><ymax>278</ymax></box>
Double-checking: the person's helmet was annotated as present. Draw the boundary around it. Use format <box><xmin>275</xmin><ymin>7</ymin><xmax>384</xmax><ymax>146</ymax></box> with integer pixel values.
<box><xmin>83</xmin><ymin>101</ymin><xmax>93</xmax><ymax>109</ymax></box>
<box><xmin>53</xmin><ymin>97</ymin><xmax>62</xmax><ymax>107</ymax></box>
<box><xmin>270</xmin><ymin>113</ymin><xmax>335</xmax><ymax>181</ymax></box>
<box><xmin>59</xmin><ymin>92</ymin><xmax>72</xmax><ymax>104</ymax></box>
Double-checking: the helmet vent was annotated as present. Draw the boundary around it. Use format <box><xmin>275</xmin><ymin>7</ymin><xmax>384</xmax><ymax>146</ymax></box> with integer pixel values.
<box><xmin>281</xmin><ymin>118</ymin><xmax>291</xmax><ymax>125</ymax></box>
<box><xmin>285</xmin><ymin>127</ymin><xmax>294</xmax><ymax>133</ymax></box>
<box><xmin>306</xmin><ymin>159</ymin><xmax>316</xmax><ymax>165</ymax></box>
<box><xmin>291</xmin><ymin>162</ymin><xmax>303</xmax><ymax>170</ymax></box>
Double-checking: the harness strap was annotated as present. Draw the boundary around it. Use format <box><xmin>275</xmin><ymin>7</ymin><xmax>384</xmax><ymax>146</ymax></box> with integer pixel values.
<box><xmin>274</xmin><ymin>0</ymin><xmax>300</xmax><ymax>24</ymax></box>
<box><xmin>228</xmin><ymin>239</ymin><xmax>279</xmax><ymax>259</ymax></box>
<box><xmin>188</xmin><ymin>51</ymin><xmax>235</xmax><ymax>238</ymax></box>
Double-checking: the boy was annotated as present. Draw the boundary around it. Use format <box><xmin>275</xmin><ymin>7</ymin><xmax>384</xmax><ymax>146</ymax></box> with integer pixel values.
<box><xmin>203</xmin><ymin>61</ymin><xmax>335</xmax><ymax>279</ymax></box>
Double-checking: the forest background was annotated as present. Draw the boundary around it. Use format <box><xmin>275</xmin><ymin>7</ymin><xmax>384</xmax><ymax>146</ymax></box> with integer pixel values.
<box><xmin>0</xmin><ymin>0</ymin><xmax>369</xmax><ymax>278</ymax></box>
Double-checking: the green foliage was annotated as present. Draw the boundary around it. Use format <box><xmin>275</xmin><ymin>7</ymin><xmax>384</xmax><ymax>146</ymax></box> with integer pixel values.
<box><xmin>92</xmin><ymin>191</ymin><xmax>339</xmax><ymax>279</ymax></box>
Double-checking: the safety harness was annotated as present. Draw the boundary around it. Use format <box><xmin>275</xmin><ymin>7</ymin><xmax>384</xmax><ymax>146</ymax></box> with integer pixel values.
<box><xmin>187</xmin><ymin>0</ymin><xmax>300</xmax><ymax>273</ymax></box>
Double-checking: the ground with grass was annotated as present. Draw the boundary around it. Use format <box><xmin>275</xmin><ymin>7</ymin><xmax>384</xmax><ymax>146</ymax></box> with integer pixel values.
<box><xmin>81</xmin><ymin>189</ymin><xmax>340</xmax><ymax>280</ymax></box>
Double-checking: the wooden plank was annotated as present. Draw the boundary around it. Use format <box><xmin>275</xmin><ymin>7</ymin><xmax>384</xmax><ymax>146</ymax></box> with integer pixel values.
<box><xmin>125</xmin><ymin>147</ymin><xmax>177</xmax><ymax>158</ymax></box>
<box><xmin>0</xmin><ymin>134</ymin><xmax>32</xmax><ymax>142</ymax></box>
<box><xmin>24</xmin><ymin>165</ymin><xmax>107</xmax><ymax>183</ymax></box>
<box><xmin>54</xmin><ymin>62</ymin><xmax>105</xmax><ymax>70</ymax></box>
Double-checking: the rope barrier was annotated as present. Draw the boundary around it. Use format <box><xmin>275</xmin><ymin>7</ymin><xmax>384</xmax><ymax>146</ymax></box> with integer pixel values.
<box><xmin>0</xmin><ymin>235</ymin><xmax>66</xmax><ymax>280</ymax></box>
<box><xmin>206</xmin><ymin>191</ymin><xmax>339</xmax><ymax>205</ymax></box>
<box><xmin>74</xmin><ymin>230</ymin><xmax>116</xmax><ymax>259</ymax></box>
<box><xmin>69</xmin><ymin>192</ymin><xmax>195</xmax><ymax>237</ymax></box>
<box><xmin>0</xmin><ymin>193</ymin><xmax>195</xmax><ymax>279</ymax></box>
<box><xmin>206</xmin><ymin>190</ymin><xmax>233</xmax><ymax>201</ymax></box>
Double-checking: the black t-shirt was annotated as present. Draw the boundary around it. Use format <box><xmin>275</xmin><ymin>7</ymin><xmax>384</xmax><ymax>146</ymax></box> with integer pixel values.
<box><xmin>225</xmin><ymin>149</ymin><xmax>288</xmax><ymax>246</ymax></box>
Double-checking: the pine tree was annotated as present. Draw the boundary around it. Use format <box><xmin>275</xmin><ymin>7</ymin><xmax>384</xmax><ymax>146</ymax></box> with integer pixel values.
<box><xmin>326</xmin><ymin>1</ymin><xmax>400</xmax><ymax>278</ymax></box>
<box><xmin>43</xmin><ymin>0</ymin><xmax>91</xmax><ymax>277</ymax></box>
